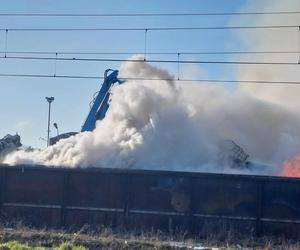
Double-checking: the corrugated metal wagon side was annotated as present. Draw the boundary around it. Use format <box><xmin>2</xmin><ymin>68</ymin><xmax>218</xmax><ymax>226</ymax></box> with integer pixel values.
<box><xmin>0</xmin><ymin>164</ymin><xmax>300</xmax><ymax>238</ymax></box>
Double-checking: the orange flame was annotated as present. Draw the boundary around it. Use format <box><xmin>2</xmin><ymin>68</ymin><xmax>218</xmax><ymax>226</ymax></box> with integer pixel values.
<box><xmin>280</xmin><ymin>154</ymin><xmax>300</xmax><ymax>178</ymax></box>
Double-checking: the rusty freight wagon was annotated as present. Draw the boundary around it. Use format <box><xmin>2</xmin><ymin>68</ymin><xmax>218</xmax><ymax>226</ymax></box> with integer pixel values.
<box><xmin>0</xmin><ymin>164</ymin><xmax>300</xmax><ymax>238</ymax></box>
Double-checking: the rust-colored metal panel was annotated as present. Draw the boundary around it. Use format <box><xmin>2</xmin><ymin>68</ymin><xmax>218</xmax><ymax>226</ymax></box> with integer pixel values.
<box><xmin>65</xmin><ymin>210</ymin><xmax>124</xmax><ymax>229</ymax></box>
<box><xmin>1</xmin><ymin>206</ymin><xmax>61</xmax><ymax>228</ymax></box>
<box><xmin>128</xmin><ymin>174</ymin><xmax>191</xmax><ymax>214</ymax></box>
<box><xmin>66</xmin><ymin>172</ymin><xmax>127</xmax><ymax>209</ymax></box>
<box><xmin>192</xmin><ymin>177</ymin><xmax>258</xmax><ymax>217</ymax></box>
<box><xmin>0</xmin><ymin>165</ymin><xmax>300</xmax><ymax>238</ymax></box>
<box><xmin>3</xmin><ymin>167</ymin><xmax>64</xmax><ymax>205</ymax></box>
<box><xmin>262</xmin><ymin>180</ymin><xmax>300</xmax><ymax>221</ymax></box>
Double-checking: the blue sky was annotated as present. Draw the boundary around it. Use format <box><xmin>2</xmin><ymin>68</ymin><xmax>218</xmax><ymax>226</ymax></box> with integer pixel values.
<box><xmin>0</xmin><ymin>0</ymin><xmax>248</xmax><ymax>148</ymax></box>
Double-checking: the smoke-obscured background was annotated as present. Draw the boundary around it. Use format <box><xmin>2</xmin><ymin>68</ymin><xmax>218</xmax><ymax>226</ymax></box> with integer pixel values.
<box><xmin>1</xmin><ymin>0</ymin><xmax>300</xmax><ymax>175</ymax></box>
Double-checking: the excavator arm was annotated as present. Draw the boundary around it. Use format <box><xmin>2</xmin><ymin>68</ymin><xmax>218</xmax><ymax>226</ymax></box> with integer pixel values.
<box><xmin>81</xmin><ymin>69</ymin><xmax>122</xmax><ymax>132</ymax></box>
<box><xmin>50</xmin><ymin>69</ymin><xmax>122</xmax><ymax>145</ymax></box>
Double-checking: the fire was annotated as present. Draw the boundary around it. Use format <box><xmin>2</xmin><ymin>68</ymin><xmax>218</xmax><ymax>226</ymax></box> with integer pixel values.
<box><xmin>280</xmin><ymin>154</ymin><xmax>300</xmax><ymax>178</ymax></box>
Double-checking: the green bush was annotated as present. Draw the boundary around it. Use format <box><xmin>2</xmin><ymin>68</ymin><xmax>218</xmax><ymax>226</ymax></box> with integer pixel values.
<box><xmin>0</xmin><ymin>241</ymin><xmax>87</xmax><ymax>250</ymax></box>
<box><xmin>2</xmin><ymin>241</ymin><xmax>32</xmax><ymax>250</ymax></box>
<box><xmin>55</xmin><ymin>243</ymin><xmax>87</xmax><ymax>250</ymax></box>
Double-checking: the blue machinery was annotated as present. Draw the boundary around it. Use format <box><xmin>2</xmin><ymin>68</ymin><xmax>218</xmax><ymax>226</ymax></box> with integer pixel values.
<box><xmin>49</xmin><ymin>69</ymin><xmax>121</xmax><ymax>145</ymax></box>
<box><xmin>81</xmin><ymin>69</ymin><xmax>122</xmax><ymax>132</ymax></box>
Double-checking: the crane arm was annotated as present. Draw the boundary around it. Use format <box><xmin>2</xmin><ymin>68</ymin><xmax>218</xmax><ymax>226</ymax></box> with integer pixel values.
<box><xmin>81</xmin><ymin>69</ymin><xmax>122</xmax><ymax>132</ymax></box>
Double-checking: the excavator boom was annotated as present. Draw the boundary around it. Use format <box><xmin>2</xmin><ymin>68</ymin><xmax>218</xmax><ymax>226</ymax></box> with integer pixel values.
<box><xmin>81</xmin><ymin>69</ymin><xmax>121</xmax><ymax>132</ymax></box>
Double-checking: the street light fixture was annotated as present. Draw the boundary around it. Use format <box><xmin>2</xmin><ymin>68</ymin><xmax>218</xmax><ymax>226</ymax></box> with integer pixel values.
<box><xmin>46</xmin><ymin>96</ymin><xmax>54</xmax><ymax>147</ymax></box>
<box><xmin>53</xmin><ymin>122</ymin><xmax>59</xmax><ymax>136</ymax></box>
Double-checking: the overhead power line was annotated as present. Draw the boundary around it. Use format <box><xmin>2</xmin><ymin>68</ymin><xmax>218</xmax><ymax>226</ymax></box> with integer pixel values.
<box><xmin>0</xmin><ymin>25</ymin><xmax>299</xmax><ymax>32</ymax></box>
<box><xmin>0</xmin><ymin>50</ymin><xmax>299</xmax><ymax>55</ymax></box>
<box><xmin>0</xmin><ymin>73</ymin><xmax>299</xmax><ymax>85</ymax></box>
<box><xmin>0</xmin><ymin>11</ymin><xmax>299</xmax><ymax>17</ymax></box>
<box><xmin>0</xmin><ymin>55</ymin><xmax>299</xmax><ymax>65</ymax></box>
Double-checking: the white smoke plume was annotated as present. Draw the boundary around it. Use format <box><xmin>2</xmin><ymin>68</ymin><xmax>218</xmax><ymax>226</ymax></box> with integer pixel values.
<box><xmin>2</xmin><ymin>0</ymin><xmax>300</xmax><ymax>174</ymax></box>
<box><xmin>234</xmin><ymin>0</ymin><xmax>300</xmax><ymax>110</ymax></box>
<box><xmin>2</xmin><ymin>55</ymin><xmax>219</xmax><ymax>170</ymax></box>
<box><xmin>2</xmin><ymin>54</ymin><xmax>300</xmax><ymax>176</ymax></box>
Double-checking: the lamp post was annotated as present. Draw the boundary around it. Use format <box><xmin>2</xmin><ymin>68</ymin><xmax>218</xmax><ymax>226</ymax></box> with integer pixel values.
<box><xmin>46</xmin><ymin>97</ymin><xmax>54</xmax><ymax>147</ymax></box>
<box><xmin>53</xmin><ymin>122</ymin><xmax>59</xmax><ymax>136</ymax></box>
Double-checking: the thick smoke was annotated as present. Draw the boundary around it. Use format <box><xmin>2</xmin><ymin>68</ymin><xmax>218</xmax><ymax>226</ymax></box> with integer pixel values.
<box><xmin>234</xmin><ymin>0</ymin><xmax>300</xmax><ymax>110</ymax></box>
<box><xmin>2</xmin><ymin>56</ymin><xmax>219</xmax><ymax>170</ymax></box>
<box><xmin>232</xmin><ymin>0</ymin><xmax>300</xmax><ymax>175</ymax></box>
<box><xmin>2</xmin><ymin>0</ymin><xmax>300</xmax><ymax>174</ymax></box>
<box><xmin>2</xmin><ymin>54</ymin><xmax>300</xmax><ymax>175</ymax></box>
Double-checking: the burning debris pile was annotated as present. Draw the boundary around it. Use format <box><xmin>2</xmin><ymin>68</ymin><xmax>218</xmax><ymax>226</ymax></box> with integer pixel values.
<box><xmin>279</xmin><ymin>155</ymin><xmax>300</xmax><ymax>178</ymax></box>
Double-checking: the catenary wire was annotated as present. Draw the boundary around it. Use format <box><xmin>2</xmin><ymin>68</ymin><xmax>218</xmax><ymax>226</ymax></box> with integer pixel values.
<box><xmin>0</xmin><ymin>50</ymin><xmax>299</xmax><ymax>55</ymax></box>
<box><xmin>0</xmin><ymin>25</ymin><xmax>299</xmax><ymax>32</ymax></box>
<box><xmin>0</xmin><ymin>11</ymin><xmax>300</xmax><ymax>17</ymax></box>
<box><xmin>0</xmin><ymin>55</ymin><xmax>299</xmax><ymax>65</ymax></box>
<box><xmin>0</xmin><ymin>73</ymin><xmax>299</xmax><ymax>85</ymax></box>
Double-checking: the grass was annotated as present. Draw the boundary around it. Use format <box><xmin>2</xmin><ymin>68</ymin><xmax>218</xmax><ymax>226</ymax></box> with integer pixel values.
<box><xmin>0</xmin><ymin>226</ymin><xmax>299</xmax><ymax>249</ymax></box>
<box><xmin>0</xmin><ymin>241</ymin><xmax>88</xmax><ymax>250</ymax></box>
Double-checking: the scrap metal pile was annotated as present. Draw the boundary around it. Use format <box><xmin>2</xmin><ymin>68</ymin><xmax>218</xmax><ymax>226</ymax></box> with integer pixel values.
<box><xmin>50</xmin><ymin>132</ymin><xmax>77</xmax><ymax>146</ymax></box>
<box><xmin>0</xmin><ymin>134</ymin><xmax>22</xmax><ymax>158</ymax></box>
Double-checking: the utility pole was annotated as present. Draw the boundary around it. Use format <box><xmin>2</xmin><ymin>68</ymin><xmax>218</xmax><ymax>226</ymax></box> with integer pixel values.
<box><xmin>46</xmin><ymin>97</ymin><xmax>54</xmax><ymax>147</ymax></box>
